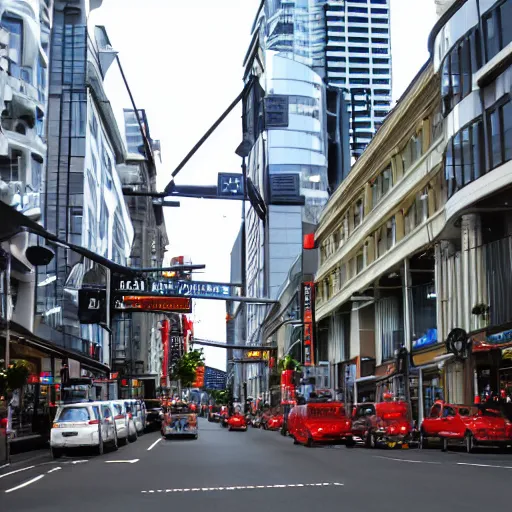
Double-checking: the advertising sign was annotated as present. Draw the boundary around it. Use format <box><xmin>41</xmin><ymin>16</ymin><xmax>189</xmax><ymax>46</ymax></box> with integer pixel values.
<box><xmin>192</xmin><ymin>366</ymin><xmax>205</xmax><ymax>388</ymax></box>
<box><xmin>302</xmin><ymin>282</ymin><xmax>315</xmax><ymax>366</ymax></box>
<box><xmin>114</xmin><ymin>296</ymin><xmax>192</xmax><ymax>313</ymax></box>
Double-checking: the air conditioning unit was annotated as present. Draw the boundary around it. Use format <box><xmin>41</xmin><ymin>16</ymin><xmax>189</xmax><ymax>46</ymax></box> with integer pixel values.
<box><xmin>269</xmin><ymin>174</ymin><xmax>304</xmax><ymax>205</ymax></box>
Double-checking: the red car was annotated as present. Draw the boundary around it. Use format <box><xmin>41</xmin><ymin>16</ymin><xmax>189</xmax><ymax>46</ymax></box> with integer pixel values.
<box><xmin>420</xmin><ymin>401</ymin><xmax>512</xmax><ymax>453</ymax></box>
<box><xmin>288</xmin><ymin>402</ymin><xmax>353</xmax><ymax>447</ymax></box>
<box><xmin>227</xmin><ymin>413</ymin><xmax>247</xmax><ymax>431</ymax></box>
<box><xmin>352</xmin><ymin>401</ymin><xmax>412</xmax><ymax>448</ymax></box>
<box><xmin>266</xmin><ymin>415</ymin><xmax>284</xmax><ymax>431</ymax></box>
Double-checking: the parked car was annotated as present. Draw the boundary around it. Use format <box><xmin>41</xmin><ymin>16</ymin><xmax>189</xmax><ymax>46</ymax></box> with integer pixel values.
<box><xmin>112</xmin><ymin>400</ymin><xmax>137</xmax><ymax>443</ymax></box>
<box><xmin>288</xmin><ymin>402</ymin><xmax>353</xmax><ymax>447</ymax></box>
<box><xmin>420</xmin><ymin>401</ymin><xmax>512</xmax><ymax>453</ymax></box>
<box><xmin>50</xmin><ymin>402</ymin><xmax>117</xmax><ymax>458</ymax></box>
<box><xmin>266</xmin><ymin>415</ymin><xmax>284</xmax><ymax>431</ymax></box>
<box><xmin>144</xmin><ymin>399</ymin><xmax>164</xmax><ymax>431</ymax></box>
<box><xmin>352</xmin><ymin>401</ymin><xmax>413</xmax><ymax>448</ymax></box>
<box><xmin>126</xmin><ymin>399</ymin><xmax>145</xmax><ymax>435</ymax></box>
<box><xmin>227</xmin><ymin>412</ymin><xmax>248</xmax><ymax>431</ymax></box>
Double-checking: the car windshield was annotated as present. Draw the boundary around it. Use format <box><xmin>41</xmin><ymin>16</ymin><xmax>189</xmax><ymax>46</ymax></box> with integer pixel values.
<box><xmin>58</xmin><ymin>407</ymin><xmax>90</xmax><ymax>422</ymax></box>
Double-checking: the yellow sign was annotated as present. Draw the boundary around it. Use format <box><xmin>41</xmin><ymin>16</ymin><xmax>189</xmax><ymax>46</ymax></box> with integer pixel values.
<box><xmin>247</xmin><ymin>351</ymin><xmax>262</xmax><ymax>359</ymax></box>
<box><xmin>132</xmin><ymin>380</ymin><xmax>141</xmax><ymax>387</ymax></box>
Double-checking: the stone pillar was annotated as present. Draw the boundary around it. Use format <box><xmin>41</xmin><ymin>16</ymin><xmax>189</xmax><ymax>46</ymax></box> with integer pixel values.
<box><xmin>434</xmin><ymin>243</ymin><xmax>444</xmax><ymax>343</ymax></box>
<box><xmin>402</xmin><ymin>258</ymin><xmax>412</xmax><ymax>351</ymax></box>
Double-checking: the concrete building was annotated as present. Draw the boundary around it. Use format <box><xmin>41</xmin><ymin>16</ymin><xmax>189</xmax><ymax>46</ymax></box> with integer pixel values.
<box><xmin>36</xmin><ymin>3</ymin><xmax>133</xmax><ymax>376</ymax></box>
<box><xmin>314</xmin><ymin>0</ymin><xmax>512</xmax><ymax>423</ymax></box>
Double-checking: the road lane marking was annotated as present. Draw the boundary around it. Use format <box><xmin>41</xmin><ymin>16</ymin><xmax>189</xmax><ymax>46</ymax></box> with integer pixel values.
<box><xmin>457</xmin><ymin>463</ymin><xmax>512</xmax><ymax>469</ymax></box>
<box><xmin>141</xmin><ymin>482</ymin><xmax>344</xmax><ymax>494</ymax></box>
<box><xmin>71</xmin><ymin>460</ymin><xmax>89</xmax><ymax>465</ymax></box>
<box><xmin>47</xmin><ymin>467</ymin><xmax>61</xmax><ymax>474</ymax></box>
<box><xmin>147</xmin><ymin>438</ymin><xmax>162</xmax><ymax>451</ymax></box>
<box><xmin>105</xmin><ymin>459</ymin><xmax>139</xmax><ymax>464</ymax></box>
<box><xmin>0</xmin><ymin>464</ymin><xmax>10</xmax><ymax>470</ymax></box>
<box><xmin>0</xmin><ymin>466</ymin><xmax>36</xmax><ymax>480</ymax></box>
<box><xmin>5</xmin><ymin>475</ymin><xmax>45</xmax><ymax>493</ymax></box>
<box><xmin>374</xmin><ymin>456</ymin><xmax>441</xmax><ymax>464</ymax></box>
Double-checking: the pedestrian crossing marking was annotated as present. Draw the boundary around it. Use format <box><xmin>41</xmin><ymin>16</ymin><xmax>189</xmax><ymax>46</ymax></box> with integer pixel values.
<box><xmin>141</xmin><ymin>482</ymin><xmax>344</xmax><ymax>494</ymax></box>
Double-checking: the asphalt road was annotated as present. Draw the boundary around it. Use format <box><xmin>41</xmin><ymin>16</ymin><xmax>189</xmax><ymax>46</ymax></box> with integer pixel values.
<box><xmin>1</xmin><ymin>419</ymin><xmax>511</xmax><ymax>512</ymax></box>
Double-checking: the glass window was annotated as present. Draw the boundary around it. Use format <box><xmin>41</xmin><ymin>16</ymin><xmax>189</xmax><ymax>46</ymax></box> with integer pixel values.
<box><xmin>472</xmin><ymin>119</ymin><xmax>483</xmax><ymax>179</ymax></box>
<box><xmin>441</xmin><ymin>57</ymin><xmax>451</xmax><ymax>115</ymax></box>
<box><xmin>450</xmin><ymin>47</ymin><xmax>461</xmax><ymax>105</ymax></box>
<box><xmin>462</xmin><ymin>127</ymin><xmax>472</xmax><ymax>185</ymax></box>
<box><xmin>501</xmin><ymin>1</ymin><xmax>512</xmax><ymax>48</ymax></box>
<box><xmin>445</xmin><ymin>139</ymin><xmax>454</xmax><ymax>198</ymax></box>
<box><xmin>469</xmin><ymin>28</ymin><xmax>481</xmax><ymax>74</ymax></box>
<box><xmin>429</xmin><ymin>404</ymin><xmax>442</xmax><ymax>418</ymax></box>
<box><xmin>460</xmin><ymin>39</ymin><xmax>471</xmax><ymax>98</ymax></box>
<box><xmin>485</xmin><ymin>11</ymin><xmax>500</xmax><ymax>61</ymax></box>
<box><xmin>503</xmin><ymin>101</ymin><xmax>512</xmax><ymax>162</ymax></box>
<box><xmin>382</xmin><ymin>167</ymin><xmax>392</xmax><ymax>195</ymax></box>
<box><xmin>489</xmin><ymin>108</ymin><xmax>502</xmax><ymax>168</ymax></box>
<box><xmin>59</xmin><ymin>407</ymin><xmax>90</xmax><ymax>422</ymax></box>
<box><xmin>1</xmin><ymin>15</ymin><xmax>22</xmax><ymax>79</ymax></box>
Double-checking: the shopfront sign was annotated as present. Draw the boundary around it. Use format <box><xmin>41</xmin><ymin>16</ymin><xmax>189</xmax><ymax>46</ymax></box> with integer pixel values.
<box><xmin>302</xmin><ymin>282</ymin><xmax>315</xmax><ymax>367</ymax></box>
<box><xmin>78</xmin><ymin>288</ymin><xmax>107</xmax><ymax>324</ymax></box>
<box><xmin>487</xmin><ymin>329</ymin><xmax>512</xmax><ymax>346</ymax></box>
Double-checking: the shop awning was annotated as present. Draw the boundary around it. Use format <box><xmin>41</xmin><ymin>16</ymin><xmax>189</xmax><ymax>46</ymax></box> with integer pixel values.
<box><xmin>3</xmin><ymin>321</ymin><xmax>110</xmax><ymax>375</ymax></box>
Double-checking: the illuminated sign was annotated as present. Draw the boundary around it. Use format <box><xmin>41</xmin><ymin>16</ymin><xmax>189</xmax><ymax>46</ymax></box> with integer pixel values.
<box><xmin>115</xmin><ymin>296</ymin><xmax>192</xmax><ymax>313</ymax></box>
<box><xmin>192</xmin><ymin>366</ymin><xmax>205</xmax><ymax>388</ymax></box>
<box><xmin>302</xmin><ymin>282</ymin><xmax>315</xmax><ymax>366</ymax></box>
<box><xmin>247</xmin><ymin>351</ymin><xmax>262</xmax><ymax>359</ymax></box>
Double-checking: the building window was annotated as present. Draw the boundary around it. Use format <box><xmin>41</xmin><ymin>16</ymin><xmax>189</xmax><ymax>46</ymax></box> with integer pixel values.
<box><xmin>487</xmin><ymin>98</ymin><xmax>512</xmax><ymax>171</ymax></box>
<box><xmin>484</xmin><ymin>9</ymin><xmax>500</xmax><ymax>61</ymax></box>
<box><xmin>1</xmin><ymin>14</ymin><xmax>23</xmax><ymax>80</ymax></box>
<box><xmin>354</xmin><ymin>199</ymin><xmax>363</xmax><ymax>228</ymax></box>
<box><xmin>444</xmin><ymin>117</ymin><xmax>484</xmax><ymax>198</ymax></box>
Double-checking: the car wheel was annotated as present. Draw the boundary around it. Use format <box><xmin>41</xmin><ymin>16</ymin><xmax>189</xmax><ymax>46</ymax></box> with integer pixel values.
<box><xmin>465</xmin><ymin>432</ymin><xmax>474</xmax><ymax>454</ymax></box>
<box><xmin>51</xmin><ymin>447</ymin><xmax>63</xmax><ymax>459</ymax></box>
<box><xmin>112</xmin><ymin>431</ymin><xmax>118</xmax><ymax>451</ymax></box>
<box><xmin>305</xmin><ymin>432</ymin><xmax>313</xmax><ymax>448</ymax></box>
<box><xmin>194</xmin><ymin>434</ymin><xmax>198</xmax><ymax>440</ymax></box>
<box><xmin>228</xmin><ymin>427</ymin><xmax>232</xmax><ymax>431</ymax></box>
<box><xmin>293</xmin><ymin>436</ymin><xmax>299</xmax><ymax>445</ymax></box>
<box><xmin>441</xmin><ymin>437</ymin><xmax>447</xmax><ymax>452</ymax></box>
<box><xmin>345</xmin><ymin>438</ymin><xmax>355</xmax><ymax>448</ymax></box>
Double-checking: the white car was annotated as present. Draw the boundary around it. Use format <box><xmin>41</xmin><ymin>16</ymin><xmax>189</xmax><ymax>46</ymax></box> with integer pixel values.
<box><xmin>111</xmin><ymin>400</ymin><xmax>137</xmax><ymax>443</ymax></box>
<box><xmin>50</xmin><ymin>402</ymin><xmax>118</xmax><ymax>458</ymax></box>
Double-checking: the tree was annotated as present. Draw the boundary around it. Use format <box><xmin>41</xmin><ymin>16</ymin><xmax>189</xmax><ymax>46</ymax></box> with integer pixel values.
<box><xmin>277</xmin><ymin>355</ymin><xmax>301</xmax><ymax>372</ymax></box>
<box><xmin>172</xmin><ymin>349</ymin><xmax>205</xmax><ymax>388</ymax></box>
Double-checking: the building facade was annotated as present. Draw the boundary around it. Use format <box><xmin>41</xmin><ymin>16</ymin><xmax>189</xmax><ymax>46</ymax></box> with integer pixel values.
<box><xmin>314</xmin><ymin>0</ymin><xmax>512</xmax><ymax>423</ymax></box>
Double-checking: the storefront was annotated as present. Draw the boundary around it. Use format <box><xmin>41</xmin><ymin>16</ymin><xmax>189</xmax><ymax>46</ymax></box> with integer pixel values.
<box><xmin>472</xmin><ymin>328</ymin><xmax>512</xmax><ymax>404</ymax></box>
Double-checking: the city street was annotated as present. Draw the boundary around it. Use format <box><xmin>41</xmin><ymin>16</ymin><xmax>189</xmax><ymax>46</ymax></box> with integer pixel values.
<box><xmin>1</xmin><ymin>419</ymin><xmax>510</xmax><ymax>512</ymax></box>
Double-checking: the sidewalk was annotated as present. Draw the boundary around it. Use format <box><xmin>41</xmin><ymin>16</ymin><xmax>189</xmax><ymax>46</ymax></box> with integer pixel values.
<box><xmin>1</xmin><ymin>436</ymin><xmax>51</xmax><ymax>468</ymax></box>
<box><xmin>2</xmin><ymin>447</ymin><xmax>51</xmax><ymax>468</ymax></box>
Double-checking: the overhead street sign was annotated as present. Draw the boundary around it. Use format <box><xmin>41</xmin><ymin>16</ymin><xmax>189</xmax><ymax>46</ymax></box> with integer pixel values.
<box><xmin>113</xmin><ymin>275</ymin><xmax>239</xmax><ymax>300</ymax></box>
<box><xmin>114</xmin><ymin>295</ymin><xmax>192</xmax><ymax>313</ymax></box>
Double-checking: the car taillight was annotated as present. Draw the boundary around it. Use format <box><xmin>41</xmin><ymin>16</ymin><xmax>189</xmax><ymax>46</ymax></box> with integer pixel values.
<box><xmin>89</xmin><ymin>420</ymin><xmax>100</xmax><ymax>425</ymax></box>
<box><xmin>400</xmin><ymin>426</ymin><xmax>407</xmax><ymax>432</ymax></box>
<box><xmin>52</xmin><ymin>423</ymin><xmax>59</xmax><ymax>428</ymax></box>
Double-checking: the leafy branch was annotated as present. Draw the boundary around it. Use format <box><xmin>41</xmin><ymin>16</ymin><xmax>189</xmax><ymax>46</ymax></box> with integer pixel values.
<box><xmin>171</xmin><ymin>349</ymin><xmax>205</xmax><ymax>388</ymax></box>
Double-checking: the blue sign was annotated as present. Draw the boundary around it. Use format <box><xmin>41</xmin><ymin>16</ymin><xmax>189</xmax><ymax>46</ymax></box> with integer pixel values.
<box><xmin>412</xmin><ymin>328</ymin><xmax>438</xmax><ymax>350</ymax></box>
<box><xmin>150</xmin><ymin>280</ymin><xmax>232</xmax><ymax>299</ymax></box>
<box><xmin>487</xmin><ymin>329</ymin><xmax>512</xmax><ymax>345</ymax></box>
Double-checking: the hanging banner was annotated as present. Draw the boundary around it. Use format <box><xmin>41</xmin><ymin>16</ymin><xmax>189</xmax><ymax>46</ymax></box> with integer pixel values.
<box><xmin>192</xmin><ymin>366</ymin><xmax>205</xmax><ymax>388</ymax></box>
<box><xmin>78</xmin><ymin>288</ymin><xmax>106</xmax><ymax>324</ymax></box>
<box><xmin>161</xmin><ymin>320</ymin><xmax>169</xmax><ymax>383</ymax></box>
<box><xmin>302</xmin><ymin>282</ymin><xmax>315</xmax><ymax>366</ymax></box>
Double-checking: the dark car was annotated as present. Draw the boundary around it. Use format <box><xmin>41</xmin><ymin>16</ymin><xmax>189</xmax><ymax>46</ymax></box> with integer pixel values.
<box><xmin>144</xmin><ymin>400</ymin><xmax>164</xmax><ymax>431</ymax></box>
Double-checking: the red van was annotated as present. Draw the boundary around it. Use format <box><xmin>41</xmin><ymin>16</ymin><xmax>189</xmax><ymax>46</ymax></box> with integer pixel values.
<box><xmin>288</xmin><ymin>402</ymin><xmax>353</xmax><ymax>447</ymax></box>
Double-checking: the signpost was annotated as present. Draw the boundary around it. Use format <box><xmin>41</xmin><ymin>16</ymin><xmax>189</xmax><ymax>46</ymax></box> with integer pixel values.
<box><xmin>302</xmin><ymin>282</ymin><xmax>315</xmax><ymax>367</ymax></box>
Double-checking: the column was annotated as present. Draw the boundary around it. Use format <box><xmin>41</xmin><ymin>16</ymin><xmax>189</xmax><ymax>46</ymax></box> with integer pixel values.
<box><xmin>434</xmin><ymin>243</ymin><xmax>444</xmax><ymax>344</ymax></box>
<box><xmin>402</xmin><ymin>258</ymin><xmax>412</xmax><ymax>351</ymax></box>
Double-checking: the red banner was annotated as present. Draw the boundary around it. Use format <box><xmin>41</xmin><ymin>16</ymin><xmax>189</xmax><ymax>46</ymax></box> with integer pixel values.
<box><xmin>161</xmin><ymin>320</ymin><xmax>169</xmax><ymax>381</ymax></box>
<box><xmin>122</xmin><ymin>296</ymin><xmax>192</xmax><ymax>313</ymax></box>
<box><xmin>302</xmin><ymin>282</ymin><xmax>315</xmax><ymax>366</ymax></box>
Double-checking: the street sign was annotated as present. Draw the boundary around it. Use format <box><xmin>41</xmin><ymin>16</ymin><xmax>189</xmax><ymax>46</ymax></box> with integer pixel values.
<box><xmin>218</xmin><ymin>173</ymin><xmax>244</xmax><ymax>198</ymax></box>
<box><xmin>113</xmin><ymin>276</ymin><xmax>237</xmax><ymax>300</ymax></box>
<box><xmin>264</xmin><ymin>95</ymin><xmax>289</xmax><ymax>128</ymax></box>
<box><xmin>302</xmin><ymin>282</ymin><xmax>315</xmax><ymax>367</ymax></box>
<box><xmin>114</xmin><ymin>296</ymin><xmax>192</xmax><ymax>313</ymax></box>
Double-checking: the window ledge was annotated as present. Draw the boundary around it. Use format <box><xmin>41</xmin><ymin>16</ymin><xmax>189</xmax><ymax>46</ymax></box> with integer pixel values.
<box><xmin>475</xmin><ymin>42</ymin><xmax>512</xmax><ymax>89</ymax></box>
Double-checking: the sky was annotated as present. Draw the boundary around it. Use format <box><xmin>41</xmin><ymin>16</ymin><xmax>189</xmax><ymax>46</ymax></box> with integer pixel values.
<box><xmin>89</xmin><ymin>0</ymin><xmax>438</xmax><ymax>372</ymax></box>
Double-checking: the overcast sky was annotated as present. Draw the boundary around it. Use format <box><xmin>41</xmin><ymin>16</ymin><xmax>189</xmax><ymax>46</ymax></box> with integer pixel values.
<box><xmin>90</xmin><ymin>0</ymin><xmax>438</xmax><ymax>372</ymax></box>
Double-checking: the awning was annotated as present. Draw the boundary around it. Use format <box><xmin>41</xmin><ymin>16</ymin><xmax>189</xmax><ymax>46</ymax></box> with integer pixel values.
<box><xmin>356</xmin><ymin>375</ymin><xmax>376</xmax><ymax>383</ymax></box>
<box><xmin>3</xmin><ymin>321</ymin><xmax>110</xmax><ymax>375</ymax></box>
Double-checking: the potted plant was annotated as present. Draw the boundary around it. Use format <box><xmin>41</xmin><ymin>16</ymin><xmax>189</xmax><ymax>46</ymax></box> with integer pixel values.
<box><xmin>472</xmin><ymin>303</ymin><xmax>490</xmax><ymax>328</ymax></box>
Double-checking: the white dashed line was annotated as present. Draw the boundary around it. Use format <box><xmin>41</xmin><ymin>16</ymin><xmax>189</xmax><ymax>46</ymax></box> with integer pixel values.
<box><xmin>374</xmin><ymin>456</ymin><xmax>441</xmax><ymax>464</ymax></box>
<box><xmin>147</xmin><ymin>438</ymin><xmax>162</xmax><ymax>451</ymax></box>
<box><xmin>47</xmin><ymin>467</ymin><xmax>62</xmax><ymax>474</ymax></box>
<box><xmin>141</xmin><ymin>482</ymin><xmax>344</xmax><ymax>494</ymax></box>
<box><xmin>105</xmin><ymin>459</ymin><xmax>139</xmax><ymax>464</ymax></box>
<box><xmin>457</xmin><ymin>463</ymin><xmax>512</xmax><ymax>469</ymax></box>
<box><xmin>0</xmin><ymin>466</ymin><xmax>36</xmax><ymax>480</ymax></box>
<box><xmin>5</xmin><ymin>475</ymin><xmax>45</xmax><ymax>493</ymax></box>
<box><xmin>0</xmin><ymin>464</ymin><xmax>10</xmax><ymax>470</ymax></box>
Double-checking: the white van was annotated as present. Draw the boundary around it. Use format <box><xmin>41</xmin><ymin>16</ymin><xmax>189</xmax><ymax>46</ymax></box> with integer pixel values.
<box><xmin>110</xmin><ymin>400</ymin><xmax>137</xmax><ymax>443</ymax></box>
<box><xmin>50</xmin><ymin>401</ymin><xmax>118</xmax><ymax>458</ymax></box>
